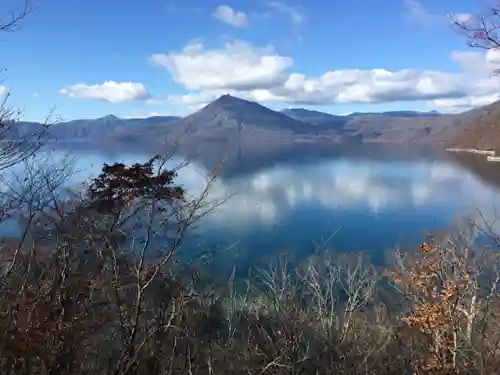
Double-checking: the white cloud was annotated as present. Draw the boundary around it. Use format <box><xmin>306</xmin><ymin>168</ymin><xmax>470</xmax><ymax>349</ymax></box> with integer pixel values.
<box><xmin>267</xmin><ymin>1</ymin><xmax>303</xmax><ymax>25</ymax></box>
<box><xmin>150</xmin><ymin>40</ymin><xmax>293</xmax><ymax>91</ymax></box>
<box><xmin>149</xmin><ymin>39</ymin><xmax>500</xmax><ymax>113</ymax></box>
<box><xmin>166</xmin><ymin>91</ymin><xmax>220</xmax><ymax>106</ymax></box>
<box><xmin>32</xmin><ymin>92</ymin><xmax>40</xmax><ymax>98</ymax></box>
<box><xmin>425</xmin><ymin>50</ymin><xmax>500</xmax><ymax>111</ymax></box>
<box><xmin>59</xmin><ymin>81</ymin><xmax>151</xmax><ymax>103</ymax></box>
<box><xmin>162</xmin><ymin>89</ymin><xmax>284</xmax><ymax>108</ymax></box>
<box><xmin>146</xmin><ymin>93</ymin><xmax>210</xmax><ymax>114</ymax></box>
<box><xmin>270</xmin><ymin>69</ymin><xmax>467</xmax><ymax>104</ymax></box>
<box><xmin>213</xmin><ymin>5</ymin><xmax>248</xmax><ymax>28</ymax></box>
<box><xmin>0</xmin><ymin>85</ymin><xmax>8</xmax><ymax>96</ymax></box>
<box><xmin>427</xmin><ymin>95</ymin><xmax>500</xmax><ymax>113</ymax></box>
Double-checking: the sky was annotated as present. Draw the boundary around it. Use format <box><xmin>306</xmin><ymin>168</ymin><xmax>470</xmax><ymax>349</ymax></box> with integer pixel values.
<box><xmin>0</xmin><ymin>0</ymin><xmax>498</xmax><ymax>121</ymax></box>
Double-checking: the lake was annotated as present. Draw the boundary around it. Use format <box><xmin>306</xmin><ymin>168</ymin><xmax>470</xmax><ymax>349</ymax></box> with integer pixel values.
<box><xmin>3</xmin><ymin>145</ymin><xmax>500</xmax><ymax>273</ymax></box>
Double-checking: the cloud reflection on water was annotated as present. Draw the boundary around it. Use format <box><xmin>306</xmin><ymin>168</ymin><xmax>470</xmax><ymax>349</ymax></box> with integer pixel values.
<box><xmin>7</xmin><ymin>149</ymin><xmax>500</xmax><ymax>232</ymax></box>
<box><xmin>176</xmin><ymin>160</ymin><xmax>499</xmax><ymax>227</ymax></box>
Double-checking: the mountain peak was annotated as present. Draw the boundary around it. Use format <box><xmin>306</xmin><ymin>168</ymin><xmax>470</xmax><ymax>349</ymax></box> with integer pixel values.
<box><xmin>200</xmin><ymin>94</ymin><xmax>259</xmax><ymax>113</ymax></box>
<box><xmin>212</xmin><ymin>93</ymin><xmax>241</xmax><ymax>104</ymax></box>
<box><xmin>171</xmin><ymin>94</ymin><xmax>314</xmax><ymax>135</ymax></box>
<box><xmin>100</xmin><ymin>114</ymin><xmax>120</xmax><ymax>121</ymax></box>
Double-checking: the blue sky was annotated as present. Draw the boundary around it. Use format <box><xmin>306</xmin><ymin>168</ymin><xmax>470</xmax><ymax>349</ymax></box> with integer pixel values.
<box><xmin>1</xmin><ymin>0</ymin><xmax>497</xmax><ymax>121</ymax></box>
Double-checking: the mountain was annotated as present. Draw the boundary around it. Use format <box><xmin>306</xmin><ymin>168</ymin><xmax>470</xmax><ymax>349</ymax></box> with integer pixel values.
<box><xmin>7</xmin><ymin>114</ymin><xmax>181</xmax><ymax>142</ymax></box>
<box><xmin>338</xmin><ymin>112</ymin><xmax>461</xmax><ymax>143</ymax></box>
<box><xmin>278</xmin><ymin>107</ymin><xmax>458</xmax><ymax>143</ymax></box>
<box><xmin>446</xmin><ymin>100</ymin><xmax>500</xmax><ymax>150</ymax></box>
<box><xmin>125</xmin><ymin>116</ymin><xmax>181</xmax><ymax>127</ymax></box>
<box><xmin>2</xmin><ymin>95</ymin><xmax>470</xmax><ymax>152</ymax></box>
<box><xmin>278</xmin><ymin>108</ymin><xmax>452</xmax><ymax>141</ymax></box>
<box><xmin>145</xmin><ymin>94</ymin><xmax>326</xmax><ymax>143</ymax></box>
<box><xmin>122</xmin><ymin>97</ymin><xmax>467</xmax><ymax>167</ymax></box>
<box><xmin>280</xmin><ymin>108</ymin><xmax>345</xmax><ymax>124</ymax></box>
<box><xmin>348</xmin><ymin>110</ymin><xmax>442</xmax><ymax>118</ymax></box>
<box><xmin>50</xmin><ymin>115</ymin><xmax>129</xmax><ymax>140</ymax></box>
<box><xmin>281</xmin><ymin>108</ymin><xmax>443</xmax><ymax>124</ymax></box>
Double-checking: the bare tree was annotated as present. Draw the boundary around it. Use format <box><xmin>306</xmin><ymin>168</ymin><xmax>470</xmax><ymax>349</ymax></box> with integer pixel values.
<box><xmin>450</xmin><ymin>2</ymin><xmax>500</xmax><ymax>75</ymax></box>
<box><xmin>0</xmin><ymin>152</ymin><xmax>75</xmax><ymax>281</ymax></box>
<box><xmin>0</xmin><ymin>148</ymin><xmax>233</xmax><ymax>374</ymax></box>
<box><xmin>0</xmin><ymin>0</ymin><xmax>52</xmax><ymax>172</ymax></box>
<box><xmin>0</xmin><ymin>0</ymin><xmax>31</xmax><ymax>32</ymax></box>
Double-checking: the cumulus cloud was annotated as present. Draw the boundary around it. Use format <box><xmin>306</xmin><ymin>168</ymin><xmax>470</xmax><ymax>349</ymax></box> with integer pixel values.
<box><xmin>213</xmin><ymin>5</ymin><xmax>248</xmax><ymax>28</ymax></box>
<box><xmin>424</xmin><ymin>50</ymin><xmax>500</xmax><ymax>111</ymax></box>
<box><xmin>427</xmin><ymin>95</ymin><xmax>500</xmax><ymax>113</ymax></box>
<box><xmin>166</xmin><ymin>91</ymin><xmax>220</xmax><ymax>106</ymax></box>
<box><xmin>0</xmin><ymin>85</ymin><xmax>8</xmax><ymax>96</ymax></box>
<box><xmin>149</xmin><ymin>39</ymin><xmax>500</xmax><ymax>112</ymax></box>
<box><xmin>267</xmin><ymin>69</ymin><xmax>467</xmax><ymax>104</ymax></box>
<box><xmin>59</xmin><ymin>81</ymin><xmax>151</xmax><ymax>103</ymax></box>
<box><xmin>150</xmin><ymin>41</ymin><xmax>293</xmax><ymax>91</ymax></box>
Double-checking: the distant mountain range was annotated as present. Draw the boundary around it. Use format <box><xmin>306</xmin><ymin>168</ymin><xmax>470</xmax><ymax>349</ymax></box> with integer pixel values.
<box><xmin>8</xmin><ymin>114</ymin><xmax>181</xmax><ymax>142</ymax></box>
<box><xmin>280</xmin><ymin>108</ymin><xmax>442</xmax><ymax>124</ymax></box>
<box><xmin>5</xmin><ymin>94</ymin><xmax>497</xmax><ymax>154</ymax></box>
<box><xmin>279</xmin><ymin>108</ymin><xmax>347</xmax><ymax>124</ymax></box>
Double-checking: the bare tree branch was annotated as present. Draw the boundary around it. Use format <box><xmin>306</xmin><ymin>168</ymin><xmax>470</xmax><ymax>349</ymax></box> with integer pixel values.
<box><xmin>450</xmin><ymin>3</ymin><xmax>500</xmax><ymax>74</ymax></box>
<box><xmin>0</xmin><ymin>1</ymin><xmax>52</xmax><ymax>173</ymax></box>
<box><xmin>0</xmin><ymin>0</ymin><xmax>31</xmax><ymax>32</ymax></box>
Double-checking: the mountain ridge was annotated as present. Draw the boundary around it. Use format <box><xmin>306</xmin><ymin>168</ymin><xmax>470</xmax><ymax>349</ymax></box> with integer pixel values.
<box><xmin>7</xmin><ymin>114</ymin><xmax>181</xmax><ymax>142</ymax></box>
<box><xmin>446</xmin><ymin>100</ymin><xmax>500</xmax><ymax>151</ymax></box>
<box><xmin>280</xmin><ymin>108</ymin><xmax>444</xmax><ymax>124</ymax></box>
<box><xmin>4</xmin><ymin>94</ymin><xmax>491</xmax><ymax>151</ymax></box>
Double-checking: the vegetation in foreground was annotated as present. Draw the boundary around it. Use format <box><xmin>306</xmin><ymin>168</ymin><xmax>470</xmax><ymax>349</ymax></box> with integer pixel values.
<box><xmin>0</xmin><ymin>151</ymin><xmax>499</xmax><ymax>375</ymax></box>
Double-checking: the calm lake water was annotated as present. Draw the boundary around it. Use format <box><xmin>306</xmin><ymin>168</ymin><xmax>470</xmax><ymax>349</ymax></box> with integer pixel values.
<box><xmin>3</xmin><ymin>145</ymin><xmax>500</xmax><ymax>273</ymax></box>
